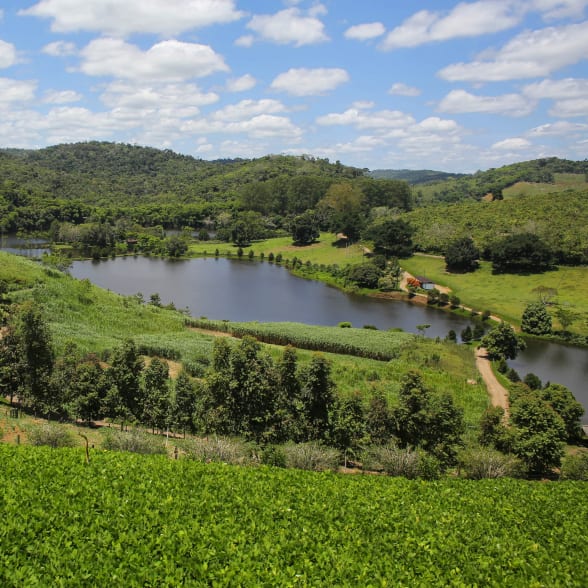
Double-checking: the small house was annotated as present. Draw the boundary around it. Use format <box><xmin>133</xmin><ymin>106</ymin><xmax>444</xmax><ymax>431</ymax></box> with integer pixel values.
<box><xmin>415</xmin><ymin>276</ymin><xmax>435</xmax><ymax>290</ymax></box>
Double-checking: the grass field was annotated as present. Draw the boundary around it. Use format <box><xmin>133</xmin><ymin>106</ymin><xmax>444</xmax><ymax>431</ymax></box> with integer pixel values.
<box><xmin>401</xmin><ymin>254</ymin><xmax>588</xmax><ymax>331</ymax></box>
<box><xmin>503</xmin><ymin>174</ymin><xmax>588</xmax><ymax>198</ymax></box>
<box><xmin>188</xmin><ymin>232</ymin><xmax>367</xmax><ymax>266</ymax></box>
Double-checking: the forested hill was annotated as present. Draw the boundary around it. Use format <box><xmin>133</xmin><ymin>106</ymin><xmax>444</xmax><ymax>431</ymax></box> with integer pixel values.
<box><xmin>369</xmin><ymin>169</ymin><xmax>466</xmax><ymax>184</ymax></box>
<box><xmin>414</xmin><ymin>157</ymin><xmax>588</xmax><ymax>204</ymax></box>
<box><xmin>0</xmin><ymin>141</ymin><xmax>363</xmax><ymax>206</ymax></box>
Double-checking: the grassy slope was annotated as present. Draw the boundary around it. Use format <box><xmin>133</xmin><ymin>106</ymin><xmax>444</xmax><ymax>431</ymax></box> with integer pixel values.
<box><xmin>401</xmin><ymin>254</ymin><xmax>588</xmax><ymax>330</ymax></box>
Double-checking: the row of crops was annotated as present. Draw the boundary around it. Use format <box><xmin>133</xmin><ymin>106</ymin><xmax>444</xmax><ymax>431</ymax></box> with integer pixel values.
<box><xmin>187</xmin><ymin>319</ymin><xmax>414</xmax><ymax>361</ymax></box>
<box><xmin>1</xmin><ymin>444</ymin><xmax>586</xmax><ymax>586</ymax></box>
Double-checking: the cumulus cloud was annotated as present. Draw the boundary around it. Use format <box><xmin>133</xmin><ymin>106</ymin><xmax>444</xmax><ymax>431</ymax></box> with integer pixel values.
<box><xmin>388</xmin><ymin>83</ymin><xmax>421</xmax><ymax>97</ymax></box>
<box><xmin>316</xmin><ymin>108</ymin><xmax>415</xmax><ymax>130</ymax></box>
<box><xmin>530</xmin><ymin>0</ymin><xmax>588</xmax><ymax>20</ymax></box>
<box><xmin>20</xmin><ymin>0</ymin><xmax>243</xmax><ymax>37</ymax></box>
<box><xmin>43</xmin><ymin>89</ymin><xmax>82</xmax><ymax>103</ymax></box>
<box><xmin>523</xmin><ymin>77</ymin><xmax>588</xmax><ymax>116</ymax></box>
<box><xmin>42</xmin><ymin>41</ymin><xmax>77</xmax><ymax>57</ymax></box>
<box><xmin>439</xmin><ymin>21</ymin><xmax>588</xmax><ymax>81</ymax></box>
<box><xmin>270</xmin><ymin>68</ymin><xmax>349</xmax><ymax>96</ymax></box>
<box><xmin>183</xmin><ymin>114</ymin><xmax>303</xmax><ymax>140</ymax></box>
<box><xmin>212</xmin><ymin>99</ymin><xmax>288</xmax><ymax>122</ymax></box>
<box><xmin>100</xmin><ymin>81</ymin><xmax>219</xmax><ymax>112</ymax></box>
<box><xmin>344</xmin><ymin>22</ymin><xmax>385</xmax><ymax>41</ymax></box>
<box><xmin>245</xmin><ymin>8</ymin><xmax>329</xmax><ymax>46</ymax></box>
<box><xmin>0</xmin><ymin>40</ymin><xmax>17</xmax><ymax>69</ymax></box>
<box><xmin>0</xmin><ymin>78</ymin><xmax>36</xmax><ymax>105</ymax></box>
<box><xmin>527</xmin><ymin>120</ymin><xmax>588</xmax><ymax>135</ymax></box>
<box><xmin>438</xmin><ymin>89</ymin><xmax>535</xmax><ymax>116</ymax></box>
<box><xmin>492</xmin><ymin>137</ymin><xmax>532</xmax><ymax>149</ymax></box>
<box><xmin>380</xmin><ymin>2</ymin><xmax>522</xmax><ymax>50</ymax></box>
<box><xmin>79</xmin><ymin>38</ymin><xmax>229</xmax><ymax>82</ymax></box>
<box><xmin>226</xmin><ymin>74</ymin><xmax>256</xmax><ymax>92</ymax></box>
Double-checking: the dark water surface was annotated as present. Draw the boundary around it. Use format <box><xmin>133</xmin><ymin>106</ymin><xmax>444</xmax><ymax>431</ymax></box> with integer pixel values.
<box><xmin>63</xmin><ymin>255</ymin><xmax>586</xmax><ymax>422</ymax></box>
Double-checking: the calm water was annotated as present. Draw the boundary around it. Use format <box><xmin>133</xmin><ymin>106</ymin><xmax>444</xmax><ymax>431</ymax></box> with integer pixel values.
<box><xmin>70</xmin><ymin>256</ymin><xmax>587</xmax><ymax>421</ymax></box>
<box><xmin>0</xmin><ymin>234</ymin><xmax>49</xmax><ymax>258</ymax></box>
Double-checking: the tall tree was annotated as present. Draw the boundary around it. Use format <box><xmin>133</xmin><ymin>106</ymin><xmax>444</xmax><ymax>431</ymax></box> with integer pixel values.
<box><xmin>480</xmin><ymin>322</ymin><xmax>526</xmax><ymax>360</ymax></box>
<box><xmin>108</xmin><ymin>339</ymin><xmax>144</xmax><ymax>425</ymax></box>
<box><xmin>172</xmin><ymin>370</ymin><xmax>197</xmax><ymax>438</ymax></box>
<box><xmin>142</xmin><ymin>358</ymin><xmax>170</xmax><ymax>433</ymax></box>
<box><xmin>521</xmin><ymin>302</ymin><xmax>552</xmax><ymax>335</ymax></box>
<box><xmin>299</xmin><ymin>354</ymin><xmax>335</xmax><ymax>441</ymax></box>
<box><xmin>444</xmin><ymin>236</ymin><xmax>479</xmax><ymax>272</ymax></box>
<box><xmin>363</xmin><ymin>218</ymin><xmax>414</xmax><ymax>258</ymax></box>
<box><xmin>318</xmin><ymin>182</ymin><xmax>365</xmax><ymax>241</ymax></box>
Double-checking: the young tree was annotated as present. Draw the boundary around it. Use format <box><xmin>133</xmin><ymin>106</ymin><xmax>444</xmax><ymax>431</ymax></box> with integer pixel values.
<box><xmin>330</xmin><ymin>393</ymin><xmax>366</xmax><ymax>453</ymax></box>
<box><xmin>554</xmin><ymin>305</ymin><xmax>580</xmax><ymax>332</ymax></box>
<box><xmin>172</xmin><ymin>370</ymin><xmax>197</xmax><ymax>438</ymax></box>
<box><xmin>521</xmin><ymin>302</ymin><xmax>552</xmax><ymax>335</ymax></box>
<box><xmin>108</xmin><ymin>339</ymin><xmax>144</xmax><ymax>425</ymax></box>
<box><xmin>365</xmin><ymin>392</ymin><xmax>393</xmax><ymax>445</ymax></box>
<box><xmin>299</xmin><ymin>353</ymin><xmax>335</xmax><ymax>441</ymax></box>
<box><xmin>538</xmin><ymin>383</ymin><xmax>584</xmax><ymax>442</ymax></box>
<box><xmin>142</xmin><ymin>358</ymin><xmax>170</xmax><ymax>433</ymax></box>
<box><xmin>480</xmin><ymin>322</ymin><xmax>526</xmax><ymax>360</ymax></box>
<box><xmin>290</xmin><ymin>210</ymin><xmax>320</xmax><ymax>245</ymax></box>
<box><xmin>444</xmin><ymin>236</ymin><xmax>480</xmax><ymax>272</ymax></box>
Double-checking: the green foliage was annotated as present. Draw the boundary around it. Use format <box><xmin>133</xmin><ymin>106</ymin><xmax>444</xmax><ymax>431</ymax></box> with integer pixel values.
<box><xmin>363</xmin><ymin>445</ymin><xmax>440</xmax><ymax>480</ymax></box>
<box><xmin>481</xmin><ymin>322</ymin><xmax>526</xmax><ymax>360</ymax></box>
<box><xmin>538</xmin><ymin>383</ymin><xmax>584</xmax><ymax>442</ymax></box>
<box><xmin>290</xmin><ymin>209</ymin><xmax>320</xmax><ymax>245</ymax></box>
<box><xmin>101</xmin><ymin>428</ymin><xmax>167</xmax><ymax>455</ymax></box>
<box><xmin>363</xmin><ymin>217</ymin><xmax>414</xmax><ymax>258</ymax></box>
<box><xmin>458</xmin><ymin>447</ymin><xmax>524</xmax><ymax>479</ymax></box>
<box><xmin>281</xmin><ymin>442</ymin><xmax>340</xmax><ymax>471</ymax></box>
<box><xmin>521</xmin><ymin>303</ymin><xmax>552</xmax><ymax>335</ymax></box>
<box><xmin>346</xmin><ymin>262</ymin><xmax>382</xmax><ymax>289</ymax></box>
<box><xmin>560</xmin><ymin>452</ymin><xmax>588</xmax><ymax>481</ymax></box>
<box><xmin>1</xmin><ymin>445</ymin><xmax>587</xmax><ymax>585</ymax></box>
<box><xmin>490</xmin><ymin>233</ymin><xmax>554</xmax><ymax>274</ymax></box>
<box><xmin>444</xmin><ymin>236</ymin><xmax>480</xmax><ymax>272</ymax></box>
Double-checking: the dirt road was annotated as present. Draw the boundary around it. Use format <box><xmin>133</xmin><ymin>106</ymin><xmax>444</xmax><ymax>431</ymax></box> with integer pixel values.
<box><xmin>475</xmin><ymin>347</ymin><xmax>509</xmax><ymax>417</ymax></box>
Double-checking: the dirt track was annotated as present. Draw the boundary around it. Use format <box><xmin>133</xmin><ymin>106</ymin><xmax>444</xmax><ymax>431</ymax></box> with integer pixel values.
<box><xmin>475</xmin><ymin>347</ymin><xmax>509</xmax><ymax>417</ymax></box>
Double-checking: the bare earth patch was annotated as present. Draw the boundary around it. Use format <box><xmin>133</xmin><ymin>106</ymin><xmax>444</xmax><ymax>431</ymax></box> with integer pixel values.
<box><xmin>475</xmin><ymin>347</ymin><xmax>509</xmax><ymax>417</ymax></box>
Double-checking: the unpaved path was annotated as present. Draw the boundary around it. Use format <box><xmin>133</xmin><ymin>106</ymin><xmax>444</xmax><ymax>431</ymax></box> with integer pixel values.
<box><xmin>475</xmin><ymin>347</ymin><xmax>509</xmax><ymax>417</ymax></box>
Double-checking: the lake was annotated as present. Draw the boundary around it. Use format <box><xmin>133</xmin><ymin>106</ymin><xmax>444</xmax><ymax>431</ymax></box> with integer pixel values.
<box><xmin>70</xmin><ymin>256</ymin><xmax>588</xmax><ymax>421</ymax></box>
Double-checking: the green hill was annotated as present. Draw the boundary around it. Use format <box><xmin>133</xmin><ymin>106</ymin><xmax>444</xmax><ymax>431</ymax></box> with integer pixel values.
<box><xmin>369</xmin><ymin>168</ymin><xmax>467</xmax><ymax>184</ymax></box>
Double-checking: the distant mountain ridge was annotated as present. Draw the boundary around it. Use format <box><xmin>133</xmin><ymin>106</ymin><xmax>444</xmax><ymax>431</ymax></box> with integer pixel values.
<box><xmin>368</xmin><ymin>169</ymin><xmax>467</xmax><ymax>184</ymax></box>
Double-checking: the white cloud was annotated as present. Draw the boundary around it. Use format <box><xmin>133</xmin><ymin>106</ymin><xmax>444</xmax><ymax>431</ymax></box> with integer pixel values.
<box><xmin>0</xmin><ymin>78</ymin><xmax>36</xmax><ymax>104</ymax></box>
<box><xmin>527</xmin><ymin>120</ymin><xmax>588</xmax><ymax>135</ymax></box>
<box><xmin>234</xmin><ymin>35</ymin><xmax>254</xmax><ymax>48</ymax></box>
<box><xmin>42</xmin><ymin>41</ymin><xmax>77</xmax><ymax>56</ymax></box>
<box><xmin>344</xmin><ymin>22</ymin><xmax>385</xmax><ymax>41</ymax></box>
<box><xmin>270</xmin><ymin>67</ymin><xmax>349</xmax><ymax>96</ymax></box>
<box><xmin>438</xmin><ymin>89</ymin><xmax>535</xmax><ymax>116</ymax></box>
<box><xmin>246</xmin><ymin>8</ymin><xmax>329</xmax><ymax>46</ymax></box>
<box><xmin>100</xmin><ymin>81</ymin><xmax>219</xmax><ymax>112</ymax></box>
<box><xmin>530</xmin><ymin>0</ymin><xmax>588</xmax><ymax>20</ymax></box>
<box><xmin>388</xmin><ymin>83</ymin><xmax>421</xmax><ymax>97</ymax></box>
<box><xmin>43</xmin><ymin>89</ymin><xmax>82</xmax><ymax>103</ymax></box>
<box><xmin>492</xmin><ymin>137</ymin><xmax>532</xmax><ymax>149</ymax></box>
<box><xmin>523</xmin><ymin>77</ymin><xmax>588</xmax><ymax>116</ymax></box>
<box><xmin>0</xmin><ymin>40</ymin><xmax>17</xmax><ymax>69</ymax></box>
<box><xmin>439</xmin><ymin>21</ymin><xmax>588</xmax><ymax>81</ymax></box>
<box><xmin>351</xmin><ymin>101</ymin><xmax>375</xmax><ymax>110</ymax></box>
<box><xmin>212</xmin><ymin>99</ymin><xmax>287</xmax><ymax>122</ymax></box>
<box><xmin>183</xmin><ymin>114</ymin><xmax>303</xmax><ymax>140</ymax></box>
<box><xmin>316</xmin><ymin>108</ymin><xmax>415</xmax><ymax>130</ymax></box>
<box><xmin>226</xmin><ymin>74</ymin><xmax>256</xmax><ymax>92</ymax></box>
<box><xmin>20</xmin><ymin>0</ymin><xmax>243</xmax><ymax>36</ymax></box>
<box><xmin>380</xmin><ymin>2</ymin><xmax>522</xmax><ymax>50</ymax></box>
<box><xmin>79</xmin><ymin>38</ymin><xmax>229</xmax><ymax>82</ymax></box>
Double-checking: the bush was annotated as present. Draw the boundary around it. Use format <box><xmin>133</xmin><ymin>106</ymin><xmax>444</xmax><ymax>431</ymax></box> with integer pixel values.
<box><xmin>102</xmin><ymin>429</ymin><xmax>166</xmax><ymax>455</ymax></box>
<box><xmin>560</xmin><ymin>452</ymin><xmax>588</xmax><ymax>481</ymax></box>
<box><xmin>458</xmin><ymin>447</ymin><xmax>524</xmax><ymax>479</ymax></box>
<box><xmin>521</xmin><ymin>302</ymin><xmax>552</xmax><ymax>335</ymax></box>
<box><xmin>183</xmin><ymin>437</ymin><xmax>257</xmax><ymax>466</ymax></box>
<box><xmin>260</xmin><ymin>445</ymin><xmax>286</xmax><ymax>468</ymax></box>
<box><xmin>362</xmin><ymin>445</ymin><xmax>440</xmax><ymax>480</ymax></box>
<box><xmin>338</xmin><ymin>321</ymin><xmax>352</xmax><ymax>328</ymax></box>
<box><xmin>28</xmin><ymin>424</ymin><xmax>77</xmax><ymax>448</ymax></box>
<box><xmin>282</xmin><ymin>443</ymin><xmax>340</xmax><ymax>472</ymax></box>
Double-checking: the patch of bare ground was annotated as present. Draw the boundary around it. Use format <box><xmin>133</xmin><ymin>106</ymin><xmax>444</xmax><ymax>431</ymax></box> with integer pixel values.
<box><xmin>475</xmin><ymin>347</ymin><xmax>509</xmax><ymax>418</ymax></box>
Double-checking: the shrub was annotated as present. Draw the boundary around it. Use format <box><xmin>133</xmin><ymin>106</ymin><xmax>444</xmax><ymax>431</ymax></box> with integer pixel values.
<box><xmin>338</xmin><ymin>321</ymin><xmax>352</xmax><ymax>328</ymax></box>
<box><xmin>102</xmin><ymin>429</ymin><xmax>166</xmax><ymax>455</ymax></box>
<box><xmin>28</xmin><ymin>424</ymin><xmax>77</xmax><ymax>448</ymax></box>
<box><xmin>362</xmin><ymin>445</ymin><xmax>440</xmax><ymax>480</ymax></box>
<box><xmin>458</xmin><ymin>447</ymin><xmax>524</xmax><ymax>479</ymax></box>
<box><xmin>260</xmin><ymin>445</ymin><xmax>286</xmax><ymax>468</ymax></box>
<box><xmin>560</xmin><ymin>452</ymin><xmax>588</xmax><ymax>481</ymax></box>
<box><xmin>282</xmin><ymin>443</ymin><xmax>340</xmax><ymax>472</ymax></box>
<box><xmin>183</xmin><ymin>437</ymin><xmax>257</xmax><ymax>466</ymax></box>
<box><xmin>521</xmin><ymin>302</ymin><xmax>552</xmax><ymax>335</ymax></box>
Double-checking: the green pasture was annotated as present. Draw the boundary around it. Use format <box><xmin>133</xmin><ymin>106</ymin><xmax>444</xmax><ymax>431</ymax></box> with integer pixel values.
<box><xmin>503</xmin><ymin>174</ymin><xmax>587</xmax><ymax>198</ymax></box>
<box><xmin>401</xmin><ymin>254</ymin><xmax>588</xmax><ymax>330</ymax></box>
<box><xmin>188</xmin><ymin>232</ymin><xmax>366</xmax><ymax>266</ymax></box>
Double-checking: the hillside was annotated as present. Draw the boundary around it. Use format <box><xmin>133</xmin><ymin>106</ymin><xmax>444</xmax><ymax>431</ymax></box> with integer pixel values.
<box><xmin>369</xmin><ymin>168</ymin><xmax>467</xmax><ymax>184</ymax></box>
<box><xmin>413</xmin><ymin>157</ymin><xmax>588</xmax><ymax>204</ymax></box>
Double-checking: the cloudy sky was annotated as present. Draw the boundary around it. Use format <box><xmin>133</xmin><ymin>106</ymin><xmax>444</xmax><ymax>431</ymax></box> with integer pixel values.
<box><xmin>1</xmin><ymin>0</ymin><xmax>587</xmax><ymax>172</ymax></box>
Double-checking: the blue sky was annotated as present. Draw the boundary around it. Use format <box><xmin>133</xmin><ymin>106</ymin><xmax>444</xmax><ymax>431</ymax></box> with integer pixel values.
<box><xmin>1</xmin><ymin>0</ymin><xmax>587</xmax><ymax>172</ymax></box>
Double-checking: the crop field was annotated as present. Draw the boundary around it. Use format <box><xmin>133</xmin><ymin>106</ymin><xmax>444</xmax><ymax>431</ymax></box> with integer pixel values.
<box><xmin>0</xmin><ymin>445</ymin><xmax>586</xmax><ymax>587</ymax></box>
<box><xmin>401</xmin><ymin>254</ymin><xmax>588</xmax><ymax>331</ymax></box>
<box><xmin>188</xmin><ymin>319</ymin><xmax>415</xmax><ymax>361</ymax></box>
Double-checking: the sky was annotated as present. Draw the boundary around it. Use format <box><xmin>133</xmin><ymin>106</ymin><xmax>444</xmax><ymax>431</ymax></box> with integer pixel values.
<box><xmin>1</xmin><ymin>0</ymin><xmax>587</xmax><ymax>172</ymax></box>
